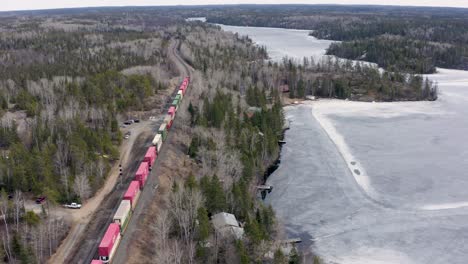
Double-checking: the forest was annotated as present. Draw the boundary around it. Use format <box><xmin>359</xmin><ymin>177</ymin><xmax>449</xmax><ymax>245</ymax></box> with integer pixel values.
<box><xmin>0</xmin><ymin>6</ymin><xmax>442</xmax><ymax>264</ymax></box>
<box><xmin>325</xmin><ymin>35</ymin><xmax>464</xmax><ymax>74</ymax></box>
<box><xmin>0</xmin><ymin>10</ymin><xmax>176</xmax><ymax>263</ymax></box>
<box><xmin>199</xmin><ymin>4</ymin><xmax>468</xmax><ymax>73</ymax></box>
<box><xmin>145</xmin><ymin>23</ymin><xmax>298</xmax><ymax>263</ymax></box>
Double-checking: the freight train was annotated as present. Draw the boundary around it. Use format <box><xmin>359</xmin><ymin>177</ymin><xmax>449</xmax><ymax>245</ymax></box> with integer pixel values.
<box><xmin>91</xmin><ymin>76</ymin><xmax>190</xmax><ymax>264</ymax></box>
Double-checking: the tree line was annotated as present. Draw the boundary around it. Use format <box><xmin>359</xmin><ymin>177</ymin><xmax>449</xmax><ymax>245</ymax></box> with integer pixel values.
<box><xmin>194</xmin><ymin>4</ymin><xmax>468</xmax><ymax>73</ymax></box>
<box><xmin>0</xmin><ymin>12</ymin><xmax>176</xmax><ymax>263</ymax></box>
<box><xmin>148</xmin><ymin>23</ymin><xmax>304</xmax><ymax>263</ymax></box>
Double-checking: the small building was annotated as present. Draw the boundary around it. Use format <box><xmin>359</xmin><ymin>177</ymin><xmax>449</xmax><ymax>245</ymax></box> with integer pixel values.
<box><xmin>211</xmin><ymin>212</ymin><xmax>244</xmax><ymax>239</ymax></box>
<box><xmin>245</xmin><ymin>106</ymin><xmax>261</xmax><ymax>119</ymax></box>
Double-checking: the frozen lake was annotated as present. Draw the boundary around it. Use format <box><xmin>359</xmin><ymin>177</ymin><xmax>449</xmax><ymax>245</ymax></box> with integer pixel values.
<box><xmin>219</xmin><ymin>24</ymin><xmax>335</xmax><ymax>62</ymax></box>
<box><xmin>219</xmin><ymin>25</ymin><xmax>468</xmax><ymax>263</ymax></box>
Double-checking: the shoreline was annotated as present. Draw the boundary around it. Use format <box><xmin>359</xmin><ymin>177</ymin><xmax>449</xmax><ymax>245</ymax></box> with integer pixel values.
<box><xmin>307</xmin><ymin>98</ymin><xmax>468</xmax><ymax>211</ymax></box>
<box><xmin>310</xmin><ymin>102</ymin><xmax>382</xmax><ymax>205</ymax></box>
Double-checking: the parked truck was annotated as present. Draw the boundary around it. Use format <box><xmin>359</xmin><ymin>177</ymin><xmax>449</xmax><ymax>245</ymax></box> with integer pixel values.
<box><xmin>152</xmin><ymin>134</ymin><xmax>162</xmax><ymax>153</ymax></box>
<box><xmin>123</xmin><ymin>181</ymin><xmax>141</xmax><ymax>210</ymax></box>
<box><xmin>143</xmin><ymin>146</ymin><xmax>157</xmax><ymax>170</ymax></box>
<box><xmin>98</xmin><ymin>223</ymin><xmax>121</xmax><ymax>263</ymax></box>
<box><xmin>90</xmin><ymin>260</ymin><xmax>103</xmax><ymax>264</ymax></box>
<box><xmin>134</xmin><ymin>162</ymin><xmax>149</xmax><ymax>189</ymax></box>
<box><xmin>113</xmin><ymin>200</ymin><xmax>132</xmax><ymax>234</ymax></box>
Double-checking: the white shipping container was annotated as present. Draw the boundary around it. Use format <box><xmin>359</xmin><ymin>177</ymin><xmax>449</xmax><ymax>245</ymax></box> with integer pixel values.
<box><xmin>158</xmin><ymin>123</ymin><xmax>166</xmax><ymax>132</ymax></box>
<box><xmin>152</xmin><ymin>134</ymin><xmax>162</xmax><ymax>152</ymax></box>
<box><xmin>164</xmin><ymin>115</ymin><xmax>172</xmax><ymax>124</ymax></box>
<box><xmin>177</xmin><ymin>90</ymin><xmax>183</xmax><ymax>100</ymax></box>
<box><xmin>113</xmin><ymin>200</ymin><xmax>131</xmax><ymax>233</ymax></box>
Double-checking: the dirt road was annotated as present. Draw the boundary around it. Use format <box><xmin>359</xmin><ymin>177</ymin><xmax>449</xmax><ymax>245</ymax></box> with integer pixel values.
<box><xmin>48</xmin><ymin>39</ymin><xmax>192</xmax><ymax>264</ymax></box>
<box><xmin>48</xmin><ymin>118</ymin><xmax>159</xmax><ymax>264</ymax></box>
<box><xmin>111</xmin><ymin>39</ymin><xmax>193</xmax><ymax>264</ymax></box>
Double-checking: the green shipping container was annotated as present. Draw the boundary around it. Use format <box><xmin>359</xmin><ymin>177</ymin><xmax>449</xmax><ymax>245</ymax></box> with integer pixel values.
<box><xmin>158</xmin><ymin>123</ymin><xmax>167</xmax><ymax>140</ymax></box>
<box><xmin>172</xmin><ymin>99</ymin><xmax>179</xmax><ymax>107</ymax></box>
<box><xmin>120</xmin><ymin>210</ymin><xmax>132</xmax><ymax>234</ymax></box>
<box><xmin>175</xmin><ymin>94</ymin><xmax>181</xmax><ymax>101</ymax></box>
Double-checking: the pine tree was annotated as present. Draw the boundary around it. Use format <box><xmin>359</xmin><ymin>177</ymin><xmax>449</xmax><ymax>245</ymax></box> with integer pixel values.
<box><xmin>289</xmin><ymin>247</ymin><xmax>301</xmax><ymax>264</ymax></box>
<box><xmin>196</xmin><ymin>207</ymin><xmax>211</xmax><ymax>241</ymax></box>
<box><xmin>274</xmin><ymin>249</ymin><xmax>288</xmax><ymax>264</ymax></box>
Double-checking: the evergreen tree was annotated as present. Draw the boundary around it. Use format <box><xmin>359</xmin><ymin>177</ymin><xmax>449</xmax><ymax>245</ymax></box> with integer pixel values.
<box><xmin>196</xmin><ymin>207</ymin><xmax>211</xmax><ymax>241</ymax></box>
<box><xmin>200</xmin><ymin>175</ymin><xmax>226</xmax><ymax>213</ymax></box>
<box><xmin>289</xmin><ymin>247</ymin><xmax>301</xmax><ymax>264</ymax></box>
<box><xmin>274</xmin><ymin>249</ymin><xmax>288</xmax><ymax>264</ymax></box>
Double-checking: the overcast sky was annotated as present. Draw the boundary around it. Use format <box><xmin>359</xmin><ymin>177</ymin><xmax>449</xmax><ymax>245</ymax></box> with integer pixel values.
<box><xmin>2</xmin><ymin>0</ymin><xmax>468</xmax><ymax>12</ymax></box>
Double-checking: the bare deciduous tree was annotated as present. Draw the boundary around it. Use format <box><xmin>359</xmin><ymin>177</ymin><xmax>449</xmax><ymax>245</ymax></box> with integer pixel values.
<box><xmin>0</xmin><ymin>192</ymin><xmax>12</xmax><ymax>261</ymax></box>
<box><xmin>13</xmin><ymin>190</ymin><xmax>24</xmax><ymax>232</ymax></box>
<box><xmin>55</xmin><ymin>136</ymin><xmax>70</xmax><ymax>200</ymax></box>
<box><xmin>73</xmin><ymin>172</ymin><xmax>91</xmax><ymax>201</ymax></box>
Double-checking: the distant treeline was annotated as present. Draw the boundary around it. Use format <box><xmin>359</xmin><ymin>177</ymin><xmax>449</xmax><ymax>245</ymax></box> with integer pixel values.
<box><xmin>326</xmin><ymin>35</ymin><xmax>465</xmax><ymax>74</ymax></box>
<box><xmin>197</xmin><ymin>4</ymin><xmax>468</xmax><ymax>74</ymax></box>
<box><xmin>0</xmin><ymin>14</ymin><xmax>172</xmax><ymax>202</ymax></box>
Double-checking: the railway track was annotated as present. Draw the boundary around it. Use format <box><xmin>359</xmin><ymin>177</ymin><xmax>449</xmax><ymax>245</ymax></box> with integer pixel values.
<box><xmin>63</xmin><ymin>39</ymin><xmax>193</xmax><ymax>264</ymax></box>
<box><xmin>111</xmin><ymin>38</ymin><xmax>194</xmax><ymax>264</ymax></box>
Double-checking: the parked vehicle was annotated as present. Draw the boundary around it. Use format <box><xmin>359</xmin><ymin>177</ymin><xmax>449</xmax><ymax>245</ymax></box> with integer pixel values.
<box><xmin>98</xmin><ymin>223</ymin><xmax>121</xmax><ymax>263</ymax></box>
<box><xmin>90</xmin><ymin>260</ymin><xmax>103</xmax><ymax>264</ymax></box>
<box><xmin>64</xmin><ymin>202</ymin><xmax>82</xmax><ymax>209</ymax></box>
<box><xmin>35</xmin><ymin>196</ymin><xmax>46</xmax><ymax>204</ymax></box>
<box><xmin>123</xmin><ymin>120</ymin><xmax>133</xmax><ymax>125</ymax></box>
<box><xmin>133</xmin><ymin>119</ymin><xmax>140</xmax><ymax>123</ymax></box>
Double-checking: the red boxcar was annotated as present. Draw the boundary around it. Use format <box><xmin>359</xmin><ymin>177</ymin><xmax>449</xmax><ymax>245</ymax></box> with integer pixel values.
<box><xmin>123</xmin><ymin>181</ymin><xmax>141</xmax><ymax>209</ymax></box>
<box><xmin>134</xmin><ymin>162</ymin><xmax>149</xmax><ymax>189</ymax></box>
<box><xmin>164</xmin><ymin>115</ymin><xmax>173</xmax><ymax>130</ymax></box>
<box><xmin>98</xmin><ymin>223</ymin><xmax>121</xmax><ymax>263</ymax></box>
<box><xmin>143</xmin><ymin>146</ymin><xmax>157</xmax><ymax>170</ymax></box>
<box><xmin>179</xmin><ymin>76</ymin><xmax>189</xmax><ymax>95</ymax></box>
<box><xmin>180</xmin><ymin>84</ymin><xmax>187</xmax><ymax>94</ymax></box>
<box><xmin>168</xmin><ymin>106</ymin><xmax>176</xmax><ymax>119</ymax></box>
